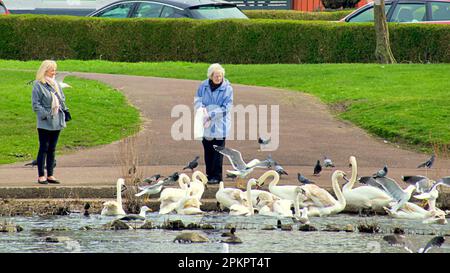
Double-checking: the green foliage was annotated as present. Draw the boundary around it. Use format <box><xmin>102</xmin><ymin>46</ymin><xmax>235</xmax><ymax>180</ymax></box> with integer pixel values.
<box><xmin>244</xmin><ymin>9</ymin><xmax>353</xmax><ymax>20</ymax></box>
<box><xmin>0</xmin><ymin>15</ymin><xmax>449</xmax><ymax>64</ymax></box>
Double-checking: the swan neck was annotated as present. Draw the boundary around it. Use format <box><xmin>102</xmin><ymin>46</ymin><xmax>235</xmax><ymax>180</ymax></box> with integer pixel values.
<box><xmin>332</xmin><ymin>173</ymin><xmax>346</xmax><ymax>207</ymax></box>
<box><xmin>116</xmin><ymin>180</ymin><xmax>122</xmax><ymax>204</ymax></box>
<box><xmin>349</xmin><ymin>158</ymin><xmax>357</xmax><ymax>190</ymax></box>
<box><xmin>261</xmin><ymin>171</ymin><xmax>279</xmax><ymax>189</ymax></box>
<box><xmin>246</xmin><ymin>180</ymin><xmax>254</xmax><ymax>215</ymax></box>
<box><xmin>178</xmin><ymin>174</ymin><xmax>191</xmax><ymax>189</ymax></box>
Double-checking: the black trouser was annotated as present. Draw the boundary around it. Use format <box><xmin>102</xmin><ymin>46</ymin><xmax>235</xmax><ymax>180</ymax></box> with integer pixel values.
<box><xmin>202</xmin><ymin>138</ymin><xmax>225</xmax><ymax>182</ymax></box>
<box><xmin>37</xmin><ymin>128</ymin><xmax>60</xmax><ymax>177</ymax></box>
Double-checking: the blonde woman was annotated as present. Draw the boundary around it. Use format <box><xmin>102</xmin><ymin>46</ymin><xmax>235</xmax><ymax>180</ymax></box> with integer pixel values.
<box><xmin>194</xmin><ymin>63</ymin><xmax>233</xmax><ymax>184</ymax></box>
<box><xmin>32</xmin><ymin>60</ymin><xmax>69</xmax><ymax>184</ymax></box>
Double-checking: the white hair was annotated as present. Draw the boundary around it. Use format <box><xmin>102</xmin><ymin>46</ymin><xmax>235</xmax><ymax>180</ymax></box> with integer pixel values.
<box><xmin>36</xmin><ymin>60</ymin><xmax>57</xmax><ymax>83</ymax></box>
<box><xmin>207</xmin><ymin>63</ymin><xmax>225</xmax><ymax>79</ymax></box>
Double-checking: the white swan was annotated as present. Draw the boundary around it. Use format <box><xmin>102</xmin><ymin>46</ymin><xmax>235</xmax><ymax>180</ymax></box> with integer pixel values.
<box><xmin>216</xmin><ymin>181</ymin><xmax>247</xmax><ymax>211</ymax></box>
<box><xmin>101</xmin><ymin>178</ymin><xmax>126</xmax><ymax>216</ymax></box>
<box><xmin>158</xmin><ymin>173</ymin><xmax>190</xmax><ymax>215</ymax></box>
<box><xmin>175</xmin><ymin>184</ymin><xmax>203</xmax><ymax>215</ymax></box>
<box><xmin>343</xmin><ymin>156</ymin><xmax>393</xmax><ymax>212</ymax></box>
<box><xmin>305</xmin><ymin>170</ymin><xmax>347</xmax><ymax>217</ymax></box>
<box><xmin>384</xmin><ymin>202</ymin><xmax>439</xmax><ymax>220</ymax></box>
<box><xmin>229</xmin><ymin>178</ymin><xmax>257</xmax><ymax>216</ymax></box>
<box><xmin>246</xmin><ymin>188</ymin><xmax>280</xmax><ymax>210</ymax></box>
<box><xmin>257</xmin><ymin>198</ymin><xmax>294</xmax><ymax>218</ymax></box>
<box><xmin>191</xmin><ymin>171</ymin><xmax>208</xmax><ymax>200</ymax></box>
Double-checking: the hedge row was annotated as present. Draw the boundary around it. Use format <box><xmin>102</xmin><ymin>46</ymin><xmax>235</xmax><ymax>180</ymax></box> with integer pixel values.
<box><xmin>0</xmin><ymin>15</ymin><xmax>449</xmax><ymax>64</ymax></box>
<box><xmin>244</xmin><ymin>10</ymin><xmax>354</xmax><ymax>21</ymax></box>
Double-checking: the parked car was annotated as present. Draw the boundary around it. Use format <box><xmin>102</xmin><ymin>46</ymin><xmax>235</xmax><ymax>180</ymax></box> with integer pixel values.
<box><xmin>87</xmin><ymin>0</ymin><xmax>249</xmax><ymax>19</ymax></box>
<box><xmin>0</xmin><ymin>0</ymin><xmax>9</xmax><ymax>15</ymax></box>
<box><xmin>341</xmin><ymin>0</ymin><xmax>450</xmax><ymax>24</ymax></box>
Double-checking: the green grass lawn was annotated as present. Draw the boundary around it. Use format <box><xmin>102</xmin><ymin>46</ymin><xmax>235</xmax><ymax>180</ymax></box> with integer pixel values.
<box><xmin>1</xmin><ymin>60</ymin><xmax>449</xmax><ymax>157</ymax></box>
<box><xmin>0</xmin><ymin>69</ymin><xmax>140</xmax><ymax>164</ymax></box>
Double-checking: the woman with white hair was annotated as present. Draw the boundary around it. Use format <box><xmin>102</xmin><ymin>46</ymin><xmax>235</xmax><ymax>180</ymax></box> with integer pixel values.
<box><xmin>31</xmin><ymin>60</ymin><xmax>69</xmax><ymax>184</ymax></box>
<box><xmin>194</xmin><ymin>63</ymin><xmax>233</xmax><ymax>184</ymax></box>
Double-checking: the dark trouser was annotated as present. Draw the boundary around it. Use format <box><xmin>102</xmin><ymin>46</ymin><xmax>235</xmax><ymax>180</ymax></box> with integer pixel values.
<box><xmin>37</xmin><ymin>128</ymin><xmax>60</xmax><ymax>177</ymax></box>
<box><xmin>202</xmin><ymin>138</ymin><xmax>225</xmax><ymax>182</ymax></box>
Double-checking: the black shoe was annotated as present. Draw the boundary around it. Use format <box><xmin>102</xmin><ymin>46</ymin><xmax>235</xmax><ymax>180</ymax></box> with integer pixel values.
<box><xmin>38</xmin><ymin>179</ymin><xmax>48</xmax><ymax>184</ymax></box>
<box><xmin>47</xmin><ymin>179</ymin><xmax>60</xmax><ymax>184</ymax></box>
<box><xmin>207</xmin><ymin>179</ymin><xmax>220</xmax><ymax>185</ymax></box>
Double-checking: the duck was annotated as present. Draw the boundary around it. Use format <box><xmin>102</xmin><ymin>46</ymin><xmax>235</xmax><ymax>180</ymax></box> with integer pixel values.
<box><xmin>101</xmin><ymin>178</ymin><xmax>126</xmax><ymax>216</ymax></box>
<box><xmin>304</xmin><ymin>170</ymin><xmax>347</xmax><ymax>217</ymax></box>
<box><xmin>215</xmin><ymin>181</ymin><xmax>247</xmax><ymax>211</ymax></box>
<box><xmin>343</xmin><ymin>156</ymin><xmax>393</xmax><ymax>212</ymax></box>
<box><xmin>229</xmin><ymin>178</ymin><xmax>257</xmax><ymax>216</ymax></box>
<box><xmin>158</xmin><ymin>173</ymin><xmax>190</xmax><ymax>214</ymax></box>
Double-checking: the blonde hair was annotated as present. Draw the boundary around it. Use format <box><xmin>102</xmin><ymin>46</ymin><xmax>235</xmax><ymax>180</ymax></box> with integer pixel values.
<box><xmin>207</xmin><ymin>63</ymin><xmax>225</xmax><ymax>79</ymax></box>
<box><xmin>36</xmin><ymin>60</ymin><xmax>57</xmax><ymax>83</ymax></box>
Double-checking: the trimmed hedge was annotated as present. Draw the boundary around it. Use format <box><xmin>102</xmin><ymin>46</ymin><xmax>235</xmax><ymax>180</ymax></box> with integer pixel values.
<box><xmin>244</xmin><ymin>10</ymin><xmax>354</xmax><ymax>21</ymax></box>
<box><xmin>0</xmin><ymin>15</ymin><xmax>449</xmax><ymax>63</ymax></box>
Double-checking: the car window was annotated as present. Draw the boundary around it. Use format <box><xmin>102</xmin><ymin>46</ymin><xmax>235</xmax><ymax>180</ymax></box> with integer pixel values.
<box><xmin>134</xmin><ymin>2</ymin><xmax>163</xmax><ymax>18</ymax></box>
<box><xmin>431</xmin><ymin>1</ymin><xmax>450</xmax><ymax>20</ymax></box>
<box><xmin>391</xmin><ymin>3</ymin><xmax>426</xmax><ymax>22</ymax></box>
<box><xmin>160</xmin><ymin>5</ymin><xmax>185</xmax><ymax>18</ymax></box>
<box><xmin>94</xmin><ymin>3</ymin><xmax>134</xmax><ymax>18</ymax></box>
<box><xmin>347</xmin><ymin>4</ymin><xmax>392</xmax><ymax>22</ymax></box>
<box><xmin>189</xmin><ymin>5</ymin><xmax>248</xmax><ymax>19</ymax></box>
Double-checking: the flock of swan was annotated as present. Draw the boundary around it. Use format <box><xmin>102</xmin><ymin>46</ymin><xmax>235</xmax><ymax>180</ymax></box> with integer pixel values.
<box><xmin>100</xmin><ymin>151</ymin><xmax>450</xmax><ymax>226</ymax></box>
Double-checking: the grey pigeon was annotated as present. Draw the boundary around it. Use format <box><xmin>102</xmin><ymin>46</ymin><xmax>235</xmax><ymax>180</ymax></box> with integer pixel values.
<box><xmin>313</xmin><ymin>160</ymin><xmax>322</xmax><ymax>176</ymax></box>
<box><xmin>417</xmin><ymin>154</ymin><xmax>435</xmax><ymax>169</ymax></box>
<box><xmin>163</xmin><ymin>172</ymin><xmax>180</xmax><ymax>184</ymax></box>
<box><xmin>258</xmin><ymin>137</ymin><xmax>271</xmax><ymax>145</ymax></box>
<box><xmin>373</xmin><ymin>164</ymin><xmax>388</xmax><ymax>178</ymax></box>
<box><xmin>275</xmin><ymin>164</ymin><xmax>288</xmax><ymax>176</ymax></box>
<box><xmin>226</xmin><ymin>173</ymin><xmax>237</xmax><ymax>179</ymax></box>
<box><xmin>323</xmin><ymin>156</ymin><xmax>335</xmax><ymax>168</ymax></box>
<box><xmin>25</xmin><ymin>159</ymin><xmax>56</xmax><ymax>168</ymax></box>
<box><xmin>143</xmin><ymin>174</ymin><xmax>163</xmax><ymax>184</ymax></box>
<box><xmin>183</xmin><ymin>156</ymin><xmax>199</xmax><ymax>171</ymax></box>
<box><xmin>297</xmin><ymin>173</ymin><xmax>314</xmax><ymax>184</ymax></box>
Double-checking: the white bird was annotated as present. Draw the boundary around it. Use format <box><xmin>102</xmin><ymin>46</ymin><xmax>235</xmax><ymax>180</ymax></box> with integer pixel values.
<box><xmin>343</xmin><ymin>156</ymin><xmax>393</xmax><ymax>212</ymax></box>
<box><xmin>101</xmin><ymin>178</ymin><xmax>126</xmax><ymax>216</ymax></box>
<box><xmin>229</xmin><ymin>178</ymin><xmax>257</xmax><ymax>216</ymax></box>
<box><xmin>215</xmin><ymin>181</ymin><xmax>247</xmax><ymax>211</ymax></box>
<box><xmin>213</xmin><ymin>145</ymin><xmax>267</xmax><ymax>178</ymax></box>
<box><xmin>367</xmin><ymin>176</ymin><xmax>416</xmax><ymax>212</ymax></box>
<box><xmin>190</xmin><ymin>171</ymin><xmax>208</xmax><ymax>201</ymax></box>
<box><xmin>304</xmin><ymin>170</ymin><xmax>347</xmax><ymax>217</ymax></box>
<box><xmin>158</xmin><ymin>174</ymin><xmax>190</xmax><ymax>215</ymax></box>
<box><xmin>175</xmin><ymin>184</ymin><xmax>203</xmax><ymax>215</ymax></box>
<box><xmin>135</xmin><ymin>179</ymin><xmax>165</xmax><ymax>197</ymax></box>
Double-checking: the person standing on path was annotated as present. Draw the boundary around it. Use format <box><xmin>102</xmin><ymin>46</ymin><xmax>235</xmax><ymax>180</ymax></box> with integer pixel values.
<box><xmin>31</xmin><ymin>60</ymin><xmax>69</xmax><ymax>184</ymax></box>
<box><xmin>194</xmin><ymin>63</ymin><xmax>233</xmax><ymax>184</ymax></box>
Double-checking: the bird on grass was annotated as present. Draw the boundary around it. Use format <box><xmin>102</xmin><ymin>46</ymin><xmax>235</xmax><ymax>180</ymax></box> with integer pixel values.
<box><xmin>297</xmin><ymin>173</ymin><xmax>314</xmax><ymax>185</ymax></box>
<box><xmin>183</xmin><ymin>156</ymin><xmax>199</xmax><ymax>172</ymax></box>
<box><xmin>383</xmin><ymin>234</ymin><xmax>445</xmax><ymax>253</ymax></box>
<box><xmin>417</xmin><ymin>154</ymin><xmax>435</xmax><ymax>169</ymax></box>
<box><xmin>313</xmin><ymin>160</ymin><xmax>322</xmax><ymax>176</ymax></box>
<box><xmin>323</xmin><ymin>156</ymin><xmax>335</xmax><ymax>168</ymax></box>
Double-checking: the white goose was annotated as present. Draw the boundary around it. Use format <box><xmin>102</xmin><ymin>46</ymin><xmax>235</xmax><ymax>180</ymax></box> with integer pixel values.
<box><xmin>175</xmin><ymin>184</ymin><xmax>203</xmax><ymax>215</ymax></box>
<box><xmin>229</xmin><ymin>178</ymin><xmax>257</xmax><ymax>216</ymax></box>
<box><xmin>215</xmin><ymin>181</ymin><xmax>247</xmax><ymax>211</ymax></box>
<box><xmin>101</xmin><ymin>178</ymin><xmax>126</xmax><ymax>216</ymax></box>
<box><xmin>191</xmin><ymin>171</ymin><xmax>208</xmax><ymax>201</ymax></box>
<box><xmin>305</xmin><ymin>170</ymin><xmax>347</xmax><ymax>217</ymax></box>
<box><xmin>343</xmin><ymin>156</ymin><xmax>393</xmax><ymax>212</ymax></box>
<box><xmin>158</xmin><ymin>174</ymin><xmax>190</xmax><ymax>215</ymax></box>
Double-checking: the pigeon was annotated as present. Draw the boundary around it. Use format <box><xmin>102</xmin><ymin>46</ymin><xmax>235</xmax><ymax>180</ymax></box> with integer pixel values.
<box><xmin>275</xmin><ymin>164</ymin><xmax>288</xmax><ymax>176</ymax></box>
<box><xmin>417</xmin><ymin>154</ymin><xmax>435</xmax><ymax>169</ymax></box>
<box><xmin>163</xmin><ymin>172</ymin><xmax>180</xmax><ymax>184</ymax></box>
<box><xmin>297</xmin><ymin>173</ymin><xmax>314</xmax><ymax>184</ymax></box>
<box><xmin>258</xmin><ymin>137</ymin><xmax>271</xmax><ymax>145</ymax></box>
<box><xmin>183</xmin><ymin>156</ymin><xmax>199</xmax><ymax>171</ymax></box>
<box><xmin>226</xmin><ymin>173</ymin><xmax>237</xmax><ymax>179</ymax></box>
<box><xmin>143</xmin><ymin>174</ymin><xmax>163</xmax><ymax>184</ymax></box>
<box><xmin>323</xmin><ymin>156</ymin><xmax>335</xmax><ymax>168</ymax></box>
<box><xmin>24</xmin><ymin>159</ymin><xmax>56</xmax><ymax>168</ymax></box>
<box><xmin>313</xmin><ymin>160</ymin><xmax>322</xmax><ymax>176</ymax></box>
<box><xmin>373</xmin><ymin>164</ymin><xmax>388</xmax><ymax>178</ymax></box>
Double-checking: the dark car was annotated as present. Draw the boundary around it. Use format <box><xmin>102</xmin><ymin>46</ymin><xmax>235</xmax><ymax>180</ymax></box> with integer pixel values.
<box><xmin>0</xmin><ymin>0</ymin><xmax>9</xmax><ymax>15</ymax></box>
<box><xmin>341</xmin><ymin>0</ymin><xmax>450</xmax><ymax>24</ymax></box>
<box><xmin>87</xmin><ymin>0</ymin><xmax>249</xmax><ymax>19</ymax></box>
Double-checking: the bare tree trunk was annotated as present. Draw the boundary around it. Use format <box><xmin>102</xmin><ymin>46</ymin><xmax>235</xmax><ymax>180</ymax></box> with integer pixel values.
<box><xmin>374</xmin><ymin>0</ymin><xmax>396</xmax><ymax>63</ymax></box>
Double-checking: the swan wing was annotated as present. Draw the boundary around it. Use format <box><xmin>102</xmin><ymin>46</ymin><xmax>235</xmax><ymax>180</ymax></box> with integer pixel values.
<box><xmin>302</xmin><ymin>184</ymin><xmax>336</xmax><ymax>207</ymax></box>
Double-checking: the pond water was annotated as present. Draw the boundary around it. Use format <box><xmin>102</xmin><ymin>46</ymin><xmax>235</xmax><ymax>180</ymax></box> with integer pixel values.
<box><xmin>1</xmin><ymin>213</ymin><xmax>448</xmax><ymax>253</ymax></box>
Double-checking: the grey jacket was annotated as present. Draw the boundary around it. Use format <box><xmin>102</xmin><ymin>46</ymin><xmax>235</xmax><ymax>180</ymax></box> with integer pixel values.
<box><xmin>31</xmin><ymin>80</ymin><xmax>68</xmax><ymax>131</ymax></box>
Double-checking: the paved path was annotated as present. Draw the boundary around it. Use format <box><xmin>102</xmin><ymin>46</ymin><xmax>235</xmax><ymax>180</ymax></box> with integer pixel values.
<box><xmin>1</xmin><ymin>72</ymin><xmax>449</xmax><ymax>189</ymax></box>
